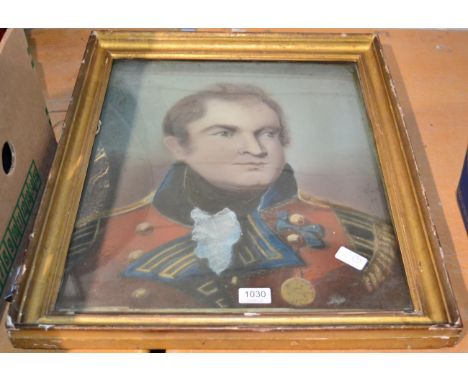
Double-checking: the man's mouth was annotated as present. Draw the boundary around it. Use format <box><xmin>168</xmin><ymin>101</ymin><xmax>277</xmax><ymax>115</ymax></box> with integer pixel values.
<box><xmin>233</xmin><ymin>162</ymin><xmax>267</xmax><ymax>166</ymax></box>
<box><xmin>233</xmin><ymin>162</ymin><xmax>267</xmax><ymax>171</ymax></box>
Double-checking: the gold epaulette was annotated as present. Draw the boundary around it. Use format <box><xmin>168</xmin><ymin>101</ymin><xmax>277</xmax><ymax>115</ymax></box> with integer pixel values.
<box><xmin>74</xmin><ymin>191</ymin><xmax>155</xmax><ymax>228</ymax></box>
<box><xmin>299</xmin><ymin>190</ymin><xmax>398</xmax><ymax>292</ymax></box>
<box><xmin>333</xmin><ymin>205</ymin><xmax>397</xmax><ymax>292</ymax></box>
<box><xmin>361</xmin><ymin>221</ymin><xmax>398</xmax><ymax>292</ymax></box>
<box><xmin>68</xmin><ymin>193</ymin><xmax>154</xmax><ymax>264</ymax></box>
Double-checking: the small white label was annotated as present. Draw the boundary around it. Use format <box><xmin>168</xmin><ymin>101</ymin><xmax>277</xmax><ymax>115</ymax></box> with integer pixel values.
<box><xmin>238</xmin><ymin>288</ymin><xmax>272</xmax><ymax>304</ymax></box>
<box><xmin>335</xmin><ymin>246</ymin><xmax>368</xmax><ymax>271</ymax></box>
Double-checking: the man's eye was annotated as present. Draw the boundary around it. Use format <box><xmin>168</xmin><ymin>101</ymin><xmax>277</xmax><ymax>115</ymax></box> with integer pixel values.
<box><xmin>213</xmin><ymin>130</ymin><xmax>234</xmax><ymax>137</ymax></box>
<box><xmin>260</xmin><ymin>130</ymin><xmax>278</xmax><ymax>138</ymax></box>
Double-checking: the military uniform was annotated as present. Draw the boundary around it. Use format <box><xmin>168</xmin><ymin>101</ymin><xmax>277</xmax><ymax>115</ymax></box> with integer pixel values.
<box><xmin>56</xmin><ymin>163</ymin><xmax>412</xmax><ymax>312</ymax></box>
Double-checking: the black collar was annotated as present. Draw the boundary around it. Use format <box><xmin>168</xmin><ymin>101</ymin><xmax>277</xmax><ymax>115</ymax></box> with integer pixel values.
<box><xmin>153</xmin><ymin>162</ymin><xmax>298</xmax><ymax>225</ymax></box>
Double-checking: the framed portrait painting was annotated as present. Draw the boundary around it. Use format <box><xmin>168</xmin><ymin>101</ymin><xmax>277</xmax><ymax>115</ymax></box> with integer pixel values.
<box><xmin>8</xmin><ymin>31</ymin><xmax>461</xmax><ymax>350</ymax></box>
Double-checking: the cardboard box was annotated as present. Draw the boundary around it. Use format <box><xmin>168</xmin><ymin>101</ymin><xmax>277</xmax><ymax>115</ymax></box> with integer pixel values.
<box><xmin>0</xmin><ymin>29</ymin><xmax>56</xmax><ymax>314</ymax></box>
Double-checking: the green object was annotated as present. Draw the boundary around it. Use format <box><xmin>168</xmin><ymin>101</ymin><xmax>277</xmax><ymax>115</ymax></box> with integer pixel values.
<box><xmin>0</xmin><ymin>161</ymin><xmax>41</xmax><ymax>293</ymax></box>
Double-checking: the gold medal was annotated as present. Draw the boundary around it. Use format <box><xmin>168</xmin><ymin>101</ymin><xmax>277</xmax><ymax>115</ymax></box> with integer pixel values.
<box><xmin>280</xmin><ymin>277</ymin><xmax>316</xmax><ymax>307</ymax></box>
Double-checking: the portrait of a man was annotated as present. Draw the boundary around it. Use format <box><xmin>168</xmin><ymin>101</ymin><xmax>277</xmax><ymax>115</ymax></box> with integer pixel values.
<box><xmin>56</xmin><ymin>75</ymin><xmax>412</xmax><ymax>312</ymax></box>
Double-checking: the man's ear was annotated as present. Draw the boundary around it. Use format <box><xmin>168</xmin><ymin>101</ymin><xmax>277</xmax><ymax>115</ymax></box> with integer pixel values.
<box><xmin>163</xmin><ymin>135</ymin><xmax>189</xmax><ymax>160</ymax></box>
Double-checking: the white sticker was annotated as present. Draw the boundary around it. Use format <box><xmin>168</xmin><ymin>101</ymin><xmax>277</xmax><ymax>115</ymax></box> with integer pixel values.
<box><xmin>238</xmin><ymin>288</ymin><xmax>272</xmax><ymax>304</ymax></box>
<box><xmin>335</xmin><ymin>246</ymin><xmax>368</xmax><ymax>271</ymax></box>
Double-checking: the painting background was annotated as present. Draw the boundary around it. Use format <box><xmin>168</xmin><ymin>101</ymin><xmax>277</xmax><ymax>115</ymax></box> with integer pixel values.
<box><xmin>77</xmin><ymin>60</ymin><xmax>391</xmax><ymax>223</ymax></box>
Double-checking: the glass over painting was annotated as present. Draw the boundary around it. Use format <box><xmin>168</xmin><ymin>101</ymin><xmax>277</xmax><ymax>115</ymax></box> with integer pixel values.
<box><xmin>54</xmin><ymin>60</ymin><xmax>412</xmax><ymax>313</ymax></box>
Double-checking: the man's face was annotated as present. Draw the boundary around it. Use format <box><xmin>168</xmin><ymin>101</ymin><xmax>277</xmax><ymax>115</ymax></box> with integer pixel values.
<box><xmin>165</xmin><ymin>98</ymin><xmax>286</xmax><ymax>192</ymax></box>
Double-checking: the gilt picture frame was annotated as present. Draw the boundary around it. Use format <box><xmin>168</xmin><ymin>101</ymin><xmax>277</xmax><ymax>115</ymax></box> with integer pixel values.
<box><xmin>7</xmin><ymin>30</ymin><xmax>461</xmax><ymax>350</ymax></box>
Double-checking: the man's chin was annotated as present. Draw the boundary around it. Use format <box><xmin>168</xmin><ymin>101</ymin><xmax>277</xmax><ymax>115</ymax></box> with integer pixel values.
<box><xmin>193</xmin><ymin>166</ymin><xmax>283</xmax><ymax>192</ymax></box>
<box><xmin>216</xmin><ymin>178</ymin><xmax>275</xmax><ymax>192</ymax></box>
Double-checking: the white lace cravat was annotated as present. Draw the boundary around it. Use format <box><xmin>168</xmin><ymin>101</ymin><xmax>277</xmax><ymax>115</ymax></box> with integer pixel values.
<box><xmin>190</xmin><ymin>207</ymin><xmax>242</xmax><ymax>275</ymax></box>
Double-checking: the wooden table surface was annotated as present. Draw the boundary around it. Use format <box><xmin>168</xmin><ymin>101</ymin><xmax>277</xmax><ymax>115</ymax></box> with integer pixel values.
<box><xmin>1</xmin><ymin>29</ymin><xmax>467</xmax><ymax>352</ymax></box>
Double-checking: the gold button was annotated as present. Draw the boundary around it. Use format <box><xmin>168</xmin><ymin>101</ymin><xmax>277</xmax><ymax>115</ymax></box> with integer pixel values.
<box><xmin>131</xmin><ymin>288</ymin><xmax>149</xmax><ymax>299</ymax></box>
<box><xmin>281</xmin><ymin>277</ymin><xmax>316</xmax><ymax>306</ymax></box>
<box><xmin>135</xmin><ymin>222</ymin><xmax>154</xmax><ymax>235</ymax></box>
<box><xmin>289</xmin><ymin>213</ymin><xmax>305</xmax><ymax>225</ymax></box>
<box><xmin>231</xmin><ymin>276</ymin><xmax>238</xmax><ymax>285</ymax></box>
<box><xmin>127</xmin><ymin>250</ymin><xmax>144</xmax><ymax>262</ymax></box>
<box><xmin>286</xmin><ymin>233</ymin><xmax>301</xmax><ymax>244</ymax></box>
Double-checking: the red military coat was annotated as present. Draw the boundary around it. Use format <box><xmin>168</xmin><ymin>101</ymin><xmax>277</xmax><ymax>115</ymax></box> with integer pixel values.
<box><xmin>56</xmin><ymin>164</ymin><xmax>411</xmax><ymax>312</ymax></box>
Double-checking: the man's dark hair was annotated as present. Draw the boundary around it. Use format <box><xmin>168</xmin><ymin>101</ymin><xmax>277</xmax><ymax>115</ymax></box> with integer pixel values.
<box><xmin>162</xmin><ymin>83</ymin><xmax>290</xmax><ymax>146</ymax></box>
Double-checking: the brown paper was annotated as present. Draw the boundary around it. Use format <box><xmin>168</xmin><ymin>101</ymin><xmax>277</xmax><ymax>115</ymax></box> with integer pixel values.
<box><xmin>0</xmin><ymin>29</ymin><xmax>56</xmax><ymax>313</ymax></box>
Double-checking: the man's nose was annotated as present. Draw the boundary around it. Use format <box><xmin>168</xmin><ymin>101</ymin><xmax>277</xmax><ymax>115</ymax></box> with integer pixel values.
<box><xmin>239</xmin><ymin>133</ymin><xmax>267</xmax><ymax>157</ymax></box>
